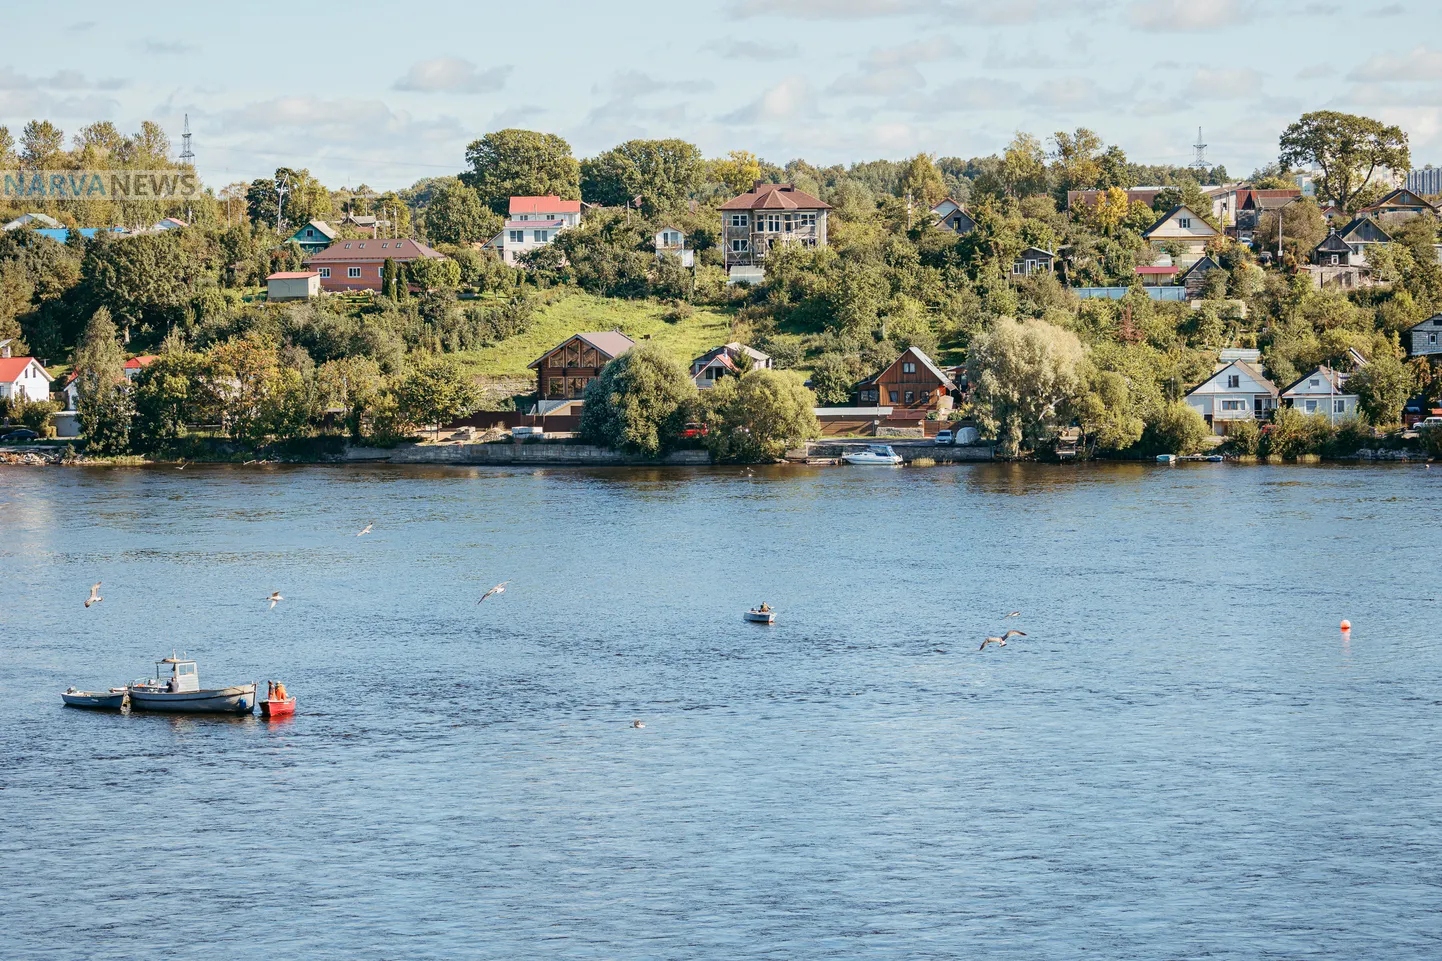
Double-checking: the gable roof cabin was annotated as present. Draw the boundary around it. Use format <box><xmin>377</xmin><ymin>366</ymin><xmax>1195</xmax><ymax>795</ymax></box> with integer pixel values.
<box><xmin>931</xmin><ymin>198</ymin><xmax>976</xmax><ymax>235</ymax></box>
<box><xmin>528</xmin><ymin>331</ymin><xmax>637</xmax><ymax>402</ymax></box>
<box><xmin>288</xmin><ymin>219</ymin><xmax>338</xmax><ymax>253</ymax></box>
<box><xmin>1338</xmin><ymin>216</ymin><xmax>1391</xmax><ymax>245</ymax></box>
<box><xmin>1407</xmin><ymin>312</ymin><xmax>1442</xmax><ymax>357</ymax></box>
<box><xmin>853</xmin><ymin>346</ymin><xmax>957</xmax><ymax>409</ymax></box>
<box><xmin>1184</xmin><ymin>359</ymin><xmax>1278</xmax><ymax>429</ymax></box>
<box><xmin>1359</xmin><ymin>187</ymin><xmax>1437</xmax><ymax>220</ymax></box>
<box><xmin>1280</xmin><ymin>365</ymin><xmax>1358</xmax><ymax>418</ymax></box>
<box><xmin>1142</xmin><ymin>204</ymin><xmax>1220</xmax><ymax>252</ymax></box>
<box><xmin>2</xmin><ymin>212</ymin><xmax>64</xmax><ymax>231</ymax></box>
<box><xmin>1178</xmin><ymin>255</ymin><xmax>1221</xmax><ymax>296</ymax></box>
<box><xmin>690</xmin><ymin>343</ymin><xmax>772</xmax><ymax>388</ymax></box>
<box><xmin>1011</xmin><ymin>246</ymin><xmax>1055</xmax><ymax>276</ymax></box>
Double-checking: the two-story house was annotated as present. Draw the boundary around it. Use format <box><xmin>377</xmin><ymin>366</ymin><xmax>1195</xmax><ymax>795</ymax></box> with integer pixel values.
<box><xmin>0</xmin><ymin>353</ymin><xmax>53</xmax><ymax>404</ymax></box>
<box><xmin>930</xmin><ymin>198</ymin><xmax>976</xmax><ymax>235</ymax></box>
<box><xmin>1335</xmin><ymin>216</ymin><xmax>1391</xmax><ymax>267</ymax></box>
<box><xmin>288</xmin><ymin>220</ymin><xmax>338</xmax><ymax>255</ymax></box>
<box><xmin>1184</xmin><ymin>359</ymin><xmax>1278</xmax><ymax>432</ymax></box>
<box><xmin>1143</xmin><ymin>204</ymin><xmax>1220</xmax><ymax>256</ymax></box>
<box><xmin>853</xmin><ymin>346</ymin><xmax>956</xmax><ymax>411</ymax></box>
<box><xmin>528</xmin><ymin>331</ymin><xmax>636</xmax><ymax>412</ymax></box>
<box><xmin>303</xmin><ymin>237</ymin><xmax>446</xmax><ymax>292</ymax></box>
<box><xmin>1280</xmin><ymin>366</ymin><xmax>1358</xmax><ymax>420</ymax></box>
<box><xmin>654</xmin><ymin>226</ymin><xmax>694</xmax><ymax>267</ymax></box>
<box><xmin>719</xmin><ymin>182</ymin><xmax>830</xmax><ymax>277</ymax></box>
<box><xmin>690</xmin><ymin>343</ymin><xmax>771</xmax><ymax>389</ymax></box>
<box><xmin>488</xmin><ymin>196</ymin><xmax>582</xmax><ymax>266</ymax></box>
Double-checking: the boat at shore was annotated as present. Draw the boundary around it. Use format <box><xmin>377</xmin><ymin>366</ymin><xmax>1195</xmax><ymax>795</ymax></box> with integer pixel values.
<box><xmin>843</xmin><ymin>445</ymin><xmax>903</xmax><ymax>466</ymax></box>
<box><xmin>61</xmin><ymin>688</ymin><xmax>126</xmax><ymax>710</ymax></box>
<box><xmin>127</xmin><ymin>655</ymin><xmax>256</xmax><ymax>715</ymax></box>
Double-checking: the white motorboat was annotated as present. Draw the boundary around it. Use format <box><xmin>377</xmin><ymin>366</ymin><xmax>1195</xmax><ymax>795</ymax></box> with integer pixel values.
<box><xmin>843</xmin><ymin>445</ymin><xmax>903</xmax><ymax>466</ymax></box>
<box><xmin>745</xmin><ymin>608</ymin><xmax>776</xmax><ymax>624</ymax></box>
<box><xmin>127</xmin><ymin>655</ymin><xmax>256</xmax><ymax>715</ymax></box>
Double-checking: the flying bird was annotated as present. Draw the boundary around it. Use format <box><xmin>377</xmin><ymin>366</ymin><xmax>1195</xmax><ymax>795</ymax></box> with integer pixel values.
<box><xmin>1006</xmin><ymin>611</ymin><xmax>1021</xmax><ymax>617</ymax></box>
<box><xmin>980</xmin><ymin>630</ymin><xmax>1026</xmax><ymax>651</ymax></box>
<box><xmin>632</xmin><ymin>719</ymin><xmax>645</xmax><ymax>729</ymax></box>
<box><xmin>356</xmin><ymin>524</ymin><xmax>373</xmax><ymax>537</ymax></box>
<box><xmin>85</xmin><ymin>582</ymin><xmax>103</xmax><ymax>608</ymax></box>
<box><xmin>265</xmin><ymin>591</ymin><xmax>283</xmax><ymax>610</ymax></box>
<box><xmin>477</xmin><ymin>581</ymin><xmax>510</xmax><ymax>604</ymax></box>
<box><xmin>176</xmin><ymin>458</ymin><xmax>187</xmax><ymax>470</ymax></box>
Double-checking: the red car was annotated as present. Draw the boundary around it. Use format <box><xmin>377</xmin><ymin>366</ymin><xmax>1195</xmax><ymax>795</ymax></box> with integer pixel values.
<box><xmin>681</xmin><ymin>423</ymin><xmax>708</xmax><ymax>438</ymax></box>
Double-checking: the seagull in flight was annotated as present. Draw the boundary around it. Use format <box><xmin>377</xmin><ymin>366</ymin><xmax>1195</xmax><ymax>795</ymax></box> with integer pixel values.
<box><xmin>980</xmin><ymin>630</ymin><xmax>1026</xmax><ymax>651</ymax></box>
<box><xmin>85</xmin><ymin>582</ymin><xmax>103</xmax><ymax>608</ymax></box>
<box><xmin>356</xmin><ymin>523</ymin><xmax>373</xmax><ymax>537</ymax></box>
<box><xmin>265</xmin><ymin>591</ymin><xmax>283</xmax><ymax>610</ymax></box>
<box><xmin>477</xmin><ymin>581</ymin><xmax>510</xmax><ymax>604</ymax></box>
<box><xmin>176</xmin><ymin>458</ymin><xmax>187</xmax><ymax>470</ymax></box>
<box><xmin>1006</xmin><ymin>611</ymin><xmax>1021</xmax><ymax>617</ymax></box>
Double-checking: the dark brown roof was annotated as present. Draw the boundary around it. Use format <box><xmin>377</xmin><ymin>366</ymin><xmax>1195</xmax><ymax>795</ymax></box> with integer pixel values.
<box><xmin>305</xmin><ymin>238</ymin><xmax>443</xmax><ymax>264</ymax></box>
<box><xmin>719</xmin><ymin>182</ymin><xmax>831</xmax><ymax>211</ymax></box>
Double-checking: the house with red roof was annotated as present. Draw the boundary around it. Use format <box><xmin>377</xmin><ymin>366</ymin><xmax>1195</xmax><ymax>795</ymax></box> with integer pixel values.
<box><xmin>485</xmin><ymin>196</ymin><xmax>582</xmax><ymax>266</ymax></box>
<box><xmin>0</xmin><ymin>353</ymin><xmax>53</xmax><ymax>404</ymax></box>
<box><xmin>61</xmin><ymin>356</ymin><xmax>157</xmax><ymax>410</ymax></box>
<box><xmin>303</xmin><ymin>237</ymin><xmax>445</xmax><ymax>292</ymax></box>
<box><xmin>719</xmin><ymin>182</ymin><xmax>830</xmax><ymax>276</ymax></box>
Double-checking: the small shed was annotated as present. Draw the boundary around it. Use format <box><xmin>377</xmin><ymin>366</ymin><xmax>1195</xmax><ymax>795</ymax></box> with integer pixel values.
<box><xmin>267</xmin><ymin>271</ymin><xmax>321</xmax><ymax>301</ymax></box>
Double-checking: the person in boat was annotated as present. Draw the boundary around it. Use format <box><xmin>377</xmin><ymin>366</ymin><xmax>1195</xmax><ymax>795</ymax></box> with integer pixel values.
<box><xmin>273</xmin><ymin>681</ymin><xmax>288</xmax><ymax>701</ymax></box>
<box><xmin>759</xmin><ymin>603</ymin><xmax>770</xmax><ymax>613</ymax></box>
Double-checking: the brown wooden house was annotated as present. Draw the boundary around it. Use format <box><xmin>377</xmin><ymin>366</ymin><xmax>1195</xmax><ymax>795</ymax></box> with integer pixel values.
<box><xmin>853</xmin><ymin>346</ymin><xmax>957</xmax><ymax>411</ymax></box>
<box><xmin>528</xmin><ymin>331</ymin><xmax>636</xmax><ymax>406</ymax></box>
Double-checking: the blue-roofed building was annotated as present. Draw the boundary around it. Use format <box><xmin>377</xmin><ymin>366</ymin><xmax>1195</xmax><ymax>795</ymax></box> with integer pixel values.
<box><xmin>31</xmin><ymin>227</ymin><xmax>124</xmax><ymax>244</ymax></box>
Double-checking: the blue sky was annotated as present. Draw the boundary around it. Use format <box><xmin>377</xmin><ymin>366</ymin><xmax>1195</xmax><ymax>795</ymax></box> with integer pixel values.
<box><xmin>3</xmin><ymin>0</ymin><xmax>1440</xmax><ymax>191</ymax></box>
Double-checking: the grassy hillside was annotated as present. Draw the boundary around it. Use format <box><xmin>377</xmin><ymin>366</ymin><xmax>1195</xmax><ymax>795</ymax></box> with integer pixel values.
<box><xmin>452</xmin><ymin>292</ymin><xmax>734</xmax><ymax>378</ymax></box>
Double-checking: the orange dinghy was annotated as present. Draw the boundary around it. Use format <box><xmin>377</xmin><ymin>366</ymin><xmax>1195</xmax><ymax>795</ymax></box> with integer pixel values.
<box><xmin>261</xmin><ymin>681</ymin><xmax>296</xmax><ymax>718</ymax></box>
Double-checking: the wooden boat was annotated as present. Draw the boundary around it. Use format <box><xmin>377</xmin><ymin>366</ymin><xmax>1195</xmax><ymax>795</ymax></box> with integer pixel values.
<box><xmin>843</xmin><ymin>445</ymin><xmax>903</xmax><ymax>466</ymax></box>
<box><xmin>127</xmin><ymin>655</ymin><xmax>256</xmax><ymax>715</ymax></box>
<box><xmin>261</xmin><ymin>696</ymin><xmax>296</xmax><ymax>718</ymax></box>
<box><xmin>745</xmin><ymin>609</ymin><xmax>777</xmax><ymax>624</ymax></box>
<box><xmin>61</xmin><ymin>688</ymin><xmax>126</xmax><ymax>710</ymax></box>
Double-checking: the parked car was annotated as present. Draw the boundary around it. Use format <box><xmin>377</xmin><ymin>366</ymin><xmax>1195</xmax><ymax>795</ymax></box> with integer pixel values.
<box><xmin>682</xmin><ymin>423</ymin><xmax>709</xmax><ymax>439</ymax></box>
<box><xmin>1419</xmin><ymin>417</ymin><xmax>1442</xmax><ymax>429</ymax></box>
<box><xmin>0</xmin><ymin>428</ymin><xmax>38</xmax><ymax>442</ymax></box>
<box><xmin>933</xmin><ymin>429</ymin><xmax>953</xmax><ymax>445</ymax></box>
<box><xmin>511</xmin><ymin>426</ymin><xmax>545</xmax><ymax>440</ymax></box>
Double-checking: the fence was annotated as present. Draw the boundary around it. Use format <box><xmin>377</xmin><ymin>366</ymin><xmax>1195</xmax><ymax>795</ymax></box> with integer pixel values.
<box><xmin>1073</xmin><ymin>286</ymin><xmax>1188</xmax><ymax>302</ymax></box>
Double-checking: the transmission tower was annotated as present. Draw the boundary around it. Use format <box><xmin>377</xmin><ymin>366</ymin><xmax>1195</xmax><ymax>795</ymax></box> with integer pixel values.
<box><xmin>1191</xmin><ymin>126</ymin><xmax>1209</xmax><ymax>170</ymax></box>
<box><xmin>180</xmin><ymin>114</ymin><xmax>194</xmax><ymax>167</ymax></box>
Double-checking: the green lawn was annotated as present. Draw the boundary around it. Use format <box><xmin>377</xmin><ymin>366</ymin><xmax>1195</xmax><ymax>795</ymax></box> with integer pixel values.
<box><xmin>450</xmin><ymin>292</ymin><xmax>734</xmax><ymax>378</ymax></box>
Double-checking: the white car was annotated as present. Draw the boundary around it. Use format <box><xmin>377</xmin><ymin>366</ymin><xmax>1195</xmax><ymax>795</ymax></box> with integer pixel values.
<box><xmin>934</xmin><ymin>429</ymin><xmax>953</xmax><ymax>445</ymax></box>
<box><xmin>1419</xmin><ymin>416</ymin><xmax>1442</xmax><ymax>429</ymax></box>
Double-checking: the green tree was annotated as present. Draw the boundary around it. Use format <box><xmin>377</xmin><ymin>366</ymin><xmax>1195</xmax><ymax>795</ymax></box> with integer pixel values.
<box><xmin>72</xmin><ymin>306</ymin><xmax>126</xmax><ymax>408</ymax></box>
<box><xmin>462</xmin><ymin>129</ymin><xmax>581</xmax><ymax>215</ymax></box>
<box><xmin>709</xmin><ymin>151</ymin><xmax>763</xmax><ymax>196</ymax></box>
<box><xmin>20</xmin><ymin>120</ymin><xmax>65</xmax><ymax>167</ymax></box>
<box><xmin>809</xmin><ymin>353</ymin><xmax>860</xmax><ymax>406</ymax></box>
<box><xmin>131</xmin><ymin>351</ymin><xmax>204</xmax><ymax>450</ymax></box>
<box><xmin>1072</xmin><ymin>367</ymin><xmax>1144</xmax><ymax>453</ymax></box>
<box><xmin>899</xmin><ymin>153</ymin><xmax>949</xmax><ymax>209</ymax></box>
<box><xmin>381</xmin><ymin>258</ymin><xmax>399</xmax><ymax>298</ymax></box>
<box><xmin>1278</xmin><ymin>111</ymin><xmax>1410</xmax><ymax>212</ymax></box>
<box><xmin>1143</xmin><ymin>402</ymin><xmax>1210</xmax><ymax>455</ymax></box>
<box><xmin>404</xmin><ymin>258</ymin><xmax>462</xmax><ymax>291</ymax></box>
<box><xmin>581</xmin><ymin>139</ymin><xmax>703</xmax><ymax>214</ymax></box>
<box><xmin>0</xmin><ymin>125</ymin><xmax>16</xmax><ymax>166</ymax></box>
<box><xmin>424</xmin><ymin>181</ymin><xmax>494</xmax><ymax>245</ymax></box>
<box><xmin>1254</xmin><ymin>198</ymin><xmax>1327</xmax><ymax>261</ymax></box>
<box><xmin>1347</xmin><ymin>350</ymin><xmax>1413</xmax><ymax>425</ymax></box>
<box><xmin>395</xmin><ymin>356</ymin><xmax>481</xmax><ymax>439</ymax></box>
<box><xmin>998</xmin><ymin>132</ymin><xmax>1049</xmax><ymax>198</ymax></box>
<box><xmin>579</xmin><ymin>343</ymin><xmax>693</xmax><ymax>455</ymax></box>
<box><xmin>966</xmin><ymin>317</ymin><xmax>1087</xmax><ymax>457</ymax></box>
<box><xmin>316</xmin><ymin>356</ymin><xmax>385</xmax><ymax>440</ymax></box>
<box><xmin>702</xmin><ymin>369</ymin><xmax>819</xmax><ymax>463</ymax></box>
<box><xmin>1050</xmin><ymin>127</ymin><xmax>1106</xmax><ymax>193</ymax></box>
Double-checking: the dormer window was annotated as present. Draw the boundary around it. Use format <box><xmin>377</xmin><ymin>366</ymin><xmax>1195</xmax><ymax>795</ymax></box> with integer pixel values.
<box><xmin>1226</xmin><ymin>374</ymin><xmax>1240</xmax><ymax>388</ymax></box>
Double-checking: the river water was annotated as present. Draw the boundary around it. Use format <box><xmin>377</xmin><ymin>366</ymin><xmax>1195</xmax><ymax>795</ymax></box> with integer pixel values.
<box><xmin>2</xmin><ymin>462</ymin><xmax>1440</xmax><ymax>959</ymax></box>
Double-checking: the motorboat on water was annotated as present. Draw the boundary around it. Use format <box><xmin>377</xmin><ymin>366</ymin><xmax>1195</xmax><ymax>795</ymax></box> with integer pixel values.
<box><xmin>260</xmin><ymin>680</ymin><xmax>295</xmax><ymax>718</ymax></box>
<box><xmin>61</xmin><ymin>688</ymin><xmax>127</xmax><ymax>710</ymax></box>
<box><xmin>745</xmin><ymin>608</ymin><xmax>777</xmax><ymax>624</ymax></box>
<box><xmin>842</xmin><ymin>445</ymin><xmax>903</xmax><ymax>466</ymax></box>
<box><xmin>127</xmin><ymin>655</ymin><xmax>256</xmax><ymax>715</ymax></box>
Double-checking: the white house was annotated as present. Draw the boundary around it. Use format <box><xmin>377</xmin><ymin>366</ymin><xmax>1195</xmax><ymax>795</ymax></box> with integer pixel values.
<box><xmin>487</xmin><ymin>196</ymin><xmax>582</xmax><ymax>266</ymax></box>
<box><xmin>0</xmin><ymin>355</ymin><xmax>54</xmax><ymax>403</ymax></box>
<box><xmin>1184</xmin><ymin>359</ymin><xmax>1278</xmax><ymax>433</ymax></box>
<box><xmin>654</xmin><ymin>226</ymin><xmax>694</xmax><ymax>267</ymax></box>
<box><xmin>689</xmin><ymin>343</ymin><xmax>772</xmax><ymax>389</ymax></box>
<box><xmin>3</xmin><ymin>212</ymin><xmax>63</xmax><ymax>231</ymax></box>
<box><xmin>1280</xmin><ymin>366</ymin><xmax>1358</xmax><ymax>420</ymax></box>
<box><xmin>1142</xmin><ymin>204</ymin><xmax>1220</xmax><ymax>256</ymax></box>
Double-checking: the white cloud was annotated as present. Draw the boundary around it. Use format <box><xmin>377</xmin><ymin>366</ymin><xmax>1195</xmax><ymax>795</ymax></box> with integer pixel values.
<box><xmin>1191</xmin><ymin>67</ymin><xmax>1263</xmax><ymax>98</ymax></box>
<box><xmin>708</xmin><ymin>39</ymin><xmax>798</xmax><ymax>61</ymax></box>
<box><xmin>139</xmin><ymin>39</ymin><xmax>196</xmax><ymax>55</ymax></box>
<box><xmin>1349</xmin><ymin>47</ymin><xmax>1442</xmax><ymax>83</ymax></box>
<box><xmin>219</xmin><ymin>96</ymin><xmax>460</xmax><ymax>146</ymax></box>
<box><xmin>1130</xmin><ymin>0</ymin><xmax>1248</xmax><ymax>32</ymax></box>
<box><xmin>393</xmin><ymin>58</ymin><xmax>511</xmax><ymax>94</ymax></box>
<box><xmin>827</xmin><ymin>38</ymin><xmax>958</xmax><ymax>97</ymax></box>
<box><xmin>731</xmin><ymin>0</ymin><xmax>925</xmax><ymax>19</ymax></box>
<box><xmin>720</xmin><ymin>77</ymin><xmax>816</xmax><ymax>123</ymax></box>
<box><xmin>925</xmin><ymin>77</ymin><xmax>1030</xmax><ymax>112</ymax></box>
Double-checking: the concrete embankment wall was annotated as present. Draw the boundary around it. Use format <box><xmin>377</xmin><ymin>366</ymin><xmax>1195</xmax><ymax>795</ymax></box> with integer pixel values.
<box><xmin>346</xmin><ymin>443</ymin><xmax>711</xmax><ymax>467</ymax></box>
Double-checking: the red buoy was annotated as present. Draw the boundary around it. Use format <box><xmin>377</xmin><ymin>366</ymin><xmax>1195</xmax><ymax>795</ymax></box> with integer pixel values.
<box><xmin>1340</xmin><ymin>620</ymin><xmax>1352</xmax><ymax>632</ymax></box>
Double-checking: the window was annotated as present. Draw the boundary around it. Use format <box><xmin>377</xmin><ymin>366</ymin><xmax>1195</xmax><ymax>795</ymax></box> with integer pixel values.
<box><xmin>347</xmin><ymin>267</ymin><xmax>362</xmax><ymax>278</ymax></box>
<box><xmin>1309</xmin><ymin>379</ymin><xmax>1320</xmax><ymax>388</ymax></box>
<box><xmin>902</xmin><ymin>362</ymin><xmax>916</xmax><ymax>374</ymax></box>
<box><xmin>1226</xmin><ymin>375</ymin><xmax>1240</xmax><ymax>388</ymax></box>
<box><xmin>1012</xmin><ymin>262</ymin><xmax>1025</xmax><ymax>274</ymax></box>
<box><xmin>1178</xmin><ymin>217</ymin><xmax>1192</xmax><ymax>228</ymax></box>
<box><xmin>533</xmin><ymin>230</ymin><xmax>548</xmax><ymax>243</ymax></box>
<box><xmin>395</xmin><ymin>241</ymin><xmax>404</xmax><ymax>249</ymax></box>
<box><xmin>1335</xmin><ymin>399</ymin><xmax>1346</xmax><ymax>413</ymax></box>
<box><xmin>1222</xmin><ymin>400</ymin><xmax>1244</xmax><ymax>410</ymax></box>
<box><xmin>1305</xmin><ymin>400</ymin><xmax>1317</xmax><ymax>413</ymax></box>
<box><xmin>729</xmin><ymin>214</ymin><xmax>748</xmax><ymax>227</ymax></box>
<box><xmin>344</xmin><ymin>243</ymin><xmax>352</xmax><ymax>249</ymax></box>
<box><xmin>378</xmin><ymin>267</ymin><xmax>384</xmax><ymax>277</ymax></box>
<box><xmin>510</xmin><ymin>231</ymin><xmax>524</xmax><ymax>243</ymax></box>
<box><xmin>783</xmin><ymin>214</ymin><xmax>794</xmax><ymax>232</ymax></box>
<box><xmin>731</xmin><ymin>239</ymin><xmax>748</xmax><ymax>252</ymax></box>
<box><xmin>888</xmin><ymin>390</ymin><xmax>899</xmax><ymax>403</ymax></box>
<box><xmin>904</xmin><ymin>391</ymin><xmax>915</xmax><ymax>404</ymax></box>
<box><xmin>1330</xmin><ymin>254</ymin><xmax>1339</xmax><ymax>266</ymax></box>
<box><xmin>382</xmin><ymin>242</ymin><xmax>389</xmax><ymax>249</ymax></box>
<box><xmin>860</xmin><ymin>389</ymin><xmax>878</xmax><ymax>403</ymax></box>
<box><xmin>305</xmin><ymin>229</ymin><xmax>314</xmax><ymax>238</ymax></box>
<box><xmin>318</xmin><ymin>267</ymin><xmax>330</xmax><ymax>278</ymax></box>
<box><xmin>1429</xmin><ymin>333</ymin><xmax>1437</xmax><ymax>345</ymax></box>
<box><xmin>800</xmin><ymin>212</ymin><xmax>816</xmax><ymax>227</ymax></box>
<box><xmin>764</xmin><ymin>214</ymin><xmax>781</xmax><ymax>232</ymax></box>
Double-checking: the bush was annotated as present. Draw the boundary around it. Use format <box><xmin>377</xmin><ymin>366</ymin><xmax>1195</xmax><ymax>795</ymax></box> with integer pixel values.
<box><xmin>660</xmin><ymin>300</ymin><xmax>693</xmax><ymax>324</ymax></box>
<box><xmin>1141</xmin><ymin>402</ymin><xmax>1209</xmax><ymax>455</ymax></box>
<box><xmin>1224</xmin><ymin>417</ymin><xmax>1261</xmax><ymax>455</ymax></box>
<box><xmin>579</xmin><ymin>343</ymin><xmax>695</xmax><ymax>456</ymax></box>
<box><xmin>1262</xmin><ymin>407</ymin><xmax>1335</xmax><ymax>458</ymax></box>
<box><xmin>701</xmin><ymin>369</ymin><xmax>820</xmax><ymax>463</ymax></box>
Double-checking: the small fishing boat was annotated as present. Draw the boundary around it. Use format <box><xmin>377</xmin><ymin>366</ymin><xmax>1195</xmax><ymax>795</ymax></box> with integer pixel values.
<box><xmin>1156</xmin><ymin>454</ymin><xmax>1178</xmax><ymax>464</ymax></box>
<box><xmin>128</xmin><ymin>655</ymin><xmax>256</xmax><ymax>715</ymax></box>
<box><xmin>260</xmin><ymin>680</ymin><xmax>295</xmax><ymax>718</ymax></box>
<box><xmin>745</xmin><ymin>608</ymin><xmax>777</xmax><ymax>624</ymax></box>
<box><xmin>843</xmin><ymin>445</ymin><xmax>903</xmax><ymax>466</ymax></box>
<box><xmin>61</xmin><ymin>688</ymin><xmax>126</xmax><ymax>710</ymax></box>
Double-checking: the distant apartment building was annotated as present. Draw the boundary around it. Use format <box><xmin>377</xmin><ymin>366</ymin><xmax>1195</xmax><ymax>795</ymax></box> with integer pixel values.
<box><xmin>719</xmin><ymin>182</ymin><xmax>830</xmax><ymax>276</ymax></box>
<box><xmin>486</xmin><ymin>196</ymin><xmax>582</xmax><ymax>266</ymax></box>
